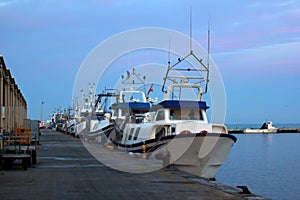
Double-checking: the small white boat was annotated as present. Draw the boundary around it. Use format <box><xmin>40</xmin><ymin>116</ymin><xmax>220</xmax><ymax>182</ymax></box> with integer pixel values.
<box><xmin>243</xmin><ymin>121</ymin><xmax>278</xmax><ymax>133</ymax></box>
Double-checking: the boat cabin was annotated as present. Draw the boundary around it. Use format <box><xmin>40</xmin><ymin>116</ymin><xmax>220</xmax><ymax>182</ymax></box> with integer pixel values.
<box><xmin>112</xmin><ymin>102</ymin><xmax>150</xmax><ymax>123</ymax></box>
<box><xmin>111</xmin><ymin>90</ymin><xmax>151</xmax><ymax>122</ymax></box>
<box><xmin>152</xmin><ymin>100</ymin><xmax>209</xmax><ymax>122</ymax></box>
<box><xmin>119</xmin><ymin>99</ymin><xmax>211</xmax><ymax>144</ymax></box>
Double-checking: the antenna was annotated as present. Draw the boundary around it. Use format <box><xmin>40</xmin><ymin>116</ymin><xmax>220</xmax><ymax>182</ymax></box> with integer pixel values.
<box><xmin>207</xmin><ymin>12</ymin><xmax>211</xmax><ymax>68</ymax></box>
<box><xmin>189</xmin><ymin>7</ymin><xmax>192</xmax><ymax>52</ymax></box>
<box><xmin>168</xmin><ymin>36</ymin><xmax>171</xmax><ymax>67</ymax></box>
<box><xmin>162</xmin><ymin>9</ymin><xmax>210</xmax><ymax>96</ymax></box>
<box><xmin>205</xmin><ymin>13</ymin><xmax>211</xmax><ymax>94</ymax></box>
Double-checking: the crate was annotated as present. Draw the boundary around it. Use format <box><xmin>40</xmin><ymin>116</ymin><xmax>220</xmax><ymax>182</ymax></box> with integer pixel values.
<box><xmin>0</xmin><ymin>132</ymin><xmax>37</xmax><ymax>170</ymax></box>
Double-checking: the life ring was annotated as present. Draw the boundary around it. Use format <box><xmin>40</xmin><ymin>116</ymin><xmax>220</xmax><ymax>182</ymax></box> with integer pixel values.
<box><xmin>200</xmin><ymin>130</ymin><xmax>208</xmax><ymax>134</ymax></box>
<box><xmin>179</xmin><ymin>130</ymin><xmax>192</xmax><ymax>135</ymax></box>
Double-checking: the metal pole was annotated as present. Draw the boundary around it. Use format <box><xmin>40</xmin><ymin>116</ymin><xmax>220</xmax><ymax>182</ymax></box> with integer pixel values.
<box><xmin>40</xmin><ymin>101</ymin><xmax>44</xmax><ymax>121</ymax></box>
<box><xmin>6</xmin><ymin>76</ymin><xmax>10</xmax><ymax>132</ymax></box>
<box><xmin>0</xmin><ymin>70</ymin><xmax>3</xmax><ymax>134</ymax></box>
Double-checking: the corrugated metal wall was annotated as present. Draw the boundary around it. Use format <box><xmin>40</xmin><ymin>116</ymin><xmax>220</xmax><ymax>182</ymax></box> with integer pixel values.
<box><xmin>0</xmin><ymin>55</ymin><xmax>27</xmax><ymax>133</ymax></box>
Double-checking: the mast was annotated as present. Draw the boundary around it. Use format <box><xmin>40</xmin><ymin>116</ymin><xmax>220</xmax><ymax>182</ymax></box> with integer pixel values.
<box><xmin>190</xmin><ymin>7</ymin><xmax>192</xmax><ymax>53</ymax></box>
<box><xmin>168</xmin><ymin>36</ymin><xmax>171</xmax><ymax>68</ymax></box>
<box><xmin>162</xmin><ymin>11</ymin><xmax>209</xmax><ymax>95</ymax></box>
<box><xmin>204</xmin><ymin>13</ymin><xmax>211</xmax><ymax>94</ymax></box>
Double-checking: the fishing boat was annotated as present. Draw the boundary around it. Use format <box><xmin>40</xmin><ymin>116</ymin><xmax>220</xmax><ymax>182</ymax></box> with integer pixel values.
<box><xmin>243</xmin><ymin>121</ymin><xmax>278</xmax><ymax>133</ymax></box>
<box><xmin>81</xmin><ymin>68</ymin><xmax>152</xmax><ymax>144</ymax></box>
<box><xmin>81</xmin><ymin>88</ymin><xmax>119</xmax><ymax>142</ymax></box>
<box><xmin>109</xmin><ymin>49</ymin><xmax>237</xmax><ymax>179</ymax></box>
<box><xmin>73</xmin><ymin>83</ymin><xmax>100</xmax><ymax>137</ymax></box>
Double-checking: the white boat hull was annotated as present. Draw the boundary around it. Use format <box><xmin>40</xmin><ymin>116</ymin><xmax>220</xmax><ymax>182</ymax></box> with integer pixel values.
<box><xmin>75</xmin><ymin>120</ymin><xmax>86</xmax><ymax>136</ymax></box>
<box><xmin>116</xmin><ymin>133</ymin><xmax>236</xmax><ymax>179</ymax></box>
<box><xmin>168</xmin><ymin>134</ymin><xmax>235</xmax><ymax>179</ymax></box>
<box><xmin>243</xmin><ymin>128</ymin><xmax>278</xmax><ymax>133</ymax></box>
<box><xmin>80</xmin><ymin>124</ymin><xmax>115</xmax><ymax>144</ymax></box>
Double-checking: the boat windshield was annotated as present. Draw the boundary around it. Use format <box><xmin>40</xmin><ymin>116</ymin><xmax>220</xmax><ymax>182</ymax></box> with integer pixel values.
<box><xmin>169</xmin><ymin>108</ymin><xmax>204</xmax><ymax>121</ymax></box>
<box><xmin>121</xmin><ymin>91</ymin><xmax>146</xmax><ymax>103</ymax></box>
<box><xmin>169</xmin><ymin>86</ymin><xmax>201</xmax><ymax>101</ymax></box>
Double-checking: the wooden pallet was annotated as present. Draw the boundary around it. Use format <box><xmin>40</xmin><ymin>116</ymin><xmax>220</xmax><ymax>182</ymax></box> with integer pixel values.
<box><xmin>1</xmin><ymin>133</ymin><xmax>38</xmax><ymax>170</ymax></box>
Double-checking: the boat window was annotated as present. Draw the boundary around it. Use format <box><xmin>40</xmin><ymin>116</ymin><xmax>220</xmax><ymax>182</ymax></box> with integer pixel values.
<box><xmin>155</xmin><ymin>126</ymin><xmax>165</xmax><ymax>138</ymax></box>
<box><xmin>128</xmin><ymin>128</ymin><xmax>135</xmax><ymax>140</ymax></box>
<box><xmin>170</xmin><ymin>109</ymin><xmax>181</xmax><ymax>120</ymax></box>
<box><xmin>122</xmin><ymin>91</ymin><xmax>145</xmax><ymax>103</ymax></box>
<box><xmin>121</xmin><ymin>109</ymin><xmax>129</xmax><ymax>117</ymax></box>
<box><xmin>199</xmin><ymin>110</ymin><xmax>204</xmax><ymax>120</ymax></box>
<box><xmin>156</xmin><ymin>110</ymin><xmax>165</xmax><ymax>121</ymax></box>
<box><xmin>170</xmin><ymin>87</ymin><xmax>200</xmax><ymax>101</ymax></box>
<box><xmin>113</xmin><ymin>109</ymin><xmax>118</xmax><ymax>117</ymax></box>
<box><xmin>133</xmin><ymin>127</ymin><xmax>141</xmax><ymax>140</ymax></box>
<box><xmin>169</xmin><ymin>109</ymin><xmax>204</xmax><ymax>120</ymax></box>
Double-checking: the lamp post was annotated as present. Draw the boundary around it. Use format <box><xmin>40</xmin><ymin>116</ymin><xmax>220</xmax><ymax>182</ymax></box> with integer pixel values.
<box><xmin>40</xmin><ymin>101</ymin><xmax>45</xmax><ymax>121</ymax></box>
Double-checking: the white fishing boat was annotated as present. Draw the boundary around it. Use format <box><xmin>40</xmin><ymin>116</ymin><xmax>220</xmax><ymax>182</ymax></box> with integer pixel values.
<box><xmin>82</xmin><ymin>88</ymin><xmax>119</xmax><ymax>142</ymax></box>
<box><xmin>109</xmin><ymin>49</ymin><xmax>237</xmax><ymax>179</ymax></box>
<box><xmin>107</xmin><ymin>68</ymin><xmax>153</xmax><ymax>142</ymax></box>
<box><xmin>243</xmin><ymin>121</ymin><xmax>278</xmax><ymax>133</ymax></box>
<box><xmin>74</xmin><ymin>83</ymin><xmax>99</xmax><ymax>137</ymax></box>
<box><xmin>81</xmin><ymin>68</ymin><xmax>152</xmax><ymax>144</ymax></box>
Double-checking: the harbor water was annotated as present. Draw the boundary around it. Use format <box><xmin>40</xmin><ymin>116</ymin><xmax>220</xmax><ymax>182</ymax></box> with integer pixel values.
<box><xmin>217</xmin><ymin>125</ymin><xmax>300</xmax><ymax>200</ymax></box>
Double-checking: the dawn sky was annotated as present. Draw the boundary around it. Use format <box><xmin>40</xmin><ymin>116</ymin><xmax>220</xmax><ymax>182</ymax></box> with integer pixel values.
<box><xmin>1</xmin><ymin>0</ymin><xmax>299</xmax><ymax>124</ymax></box>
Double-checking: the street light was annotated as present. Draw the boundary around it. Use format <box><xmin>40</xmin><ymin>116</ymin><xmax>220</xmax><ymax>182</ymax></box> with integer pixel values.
<box><xmin>40</xmin><ymin>101</ymin><xmax>45</xmax><ymax>121</ymax></box>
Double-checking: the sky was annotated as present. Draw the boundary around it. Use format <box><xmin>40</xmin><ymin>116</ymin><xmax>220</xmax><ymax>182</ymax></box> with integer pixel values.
<box><xmin>0</xmin><ymin>0</ymin><xmax>299</xmax><ymax>124</ymax></box>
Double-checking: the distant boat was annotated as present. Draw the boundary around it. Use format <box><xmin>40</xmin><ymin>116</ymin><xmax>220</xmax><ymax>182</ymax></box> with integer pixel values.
<box><xmin>83</xmin><ymin>88</ymin><xmax>119</xmax><ymax>142</ymax></box>
<box><xmin>243</xmin><ymin>121</ymin><xmax>278</xmax><ymax>133</ymax></box>
<box><xmin>81</xmin><ymin>68</ymin><xmax>151</xmax><ymax>143</ymax></box>
<box><xmin>74</xmin><ymin>83</ymin><xmax>99</xmax><ymax>137</ymax></box>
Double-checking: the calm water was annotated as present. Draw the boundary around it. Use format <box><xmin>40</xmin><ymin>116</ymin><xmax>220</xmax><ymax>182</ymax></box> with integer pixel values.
<box><xmin>217</xmin><ymin>133</ymin><xmax>300</xmax><ymax>200</ymax></box>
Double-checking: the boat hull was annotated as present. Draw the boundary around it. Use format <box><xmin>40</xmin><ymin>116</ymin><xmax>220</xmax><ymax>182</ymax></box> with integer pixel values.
<box><xmin>243</xmin><ymin>128</ymin><xmax>278</xmax><ymax>133</ymax></box>
<box><xmin>80</xmin><ymin>124</ymin><xmax>115</xmax><ymax>143</ymax></box>
<box><xmin>116</xmin><ymin>133</ymin><xmax>236</xmax><ymax>179</ymax></box>
<box><xmin>75</xmin><ymin>120</ymin><xmax>86</xmax><ymax>136</ymax></box>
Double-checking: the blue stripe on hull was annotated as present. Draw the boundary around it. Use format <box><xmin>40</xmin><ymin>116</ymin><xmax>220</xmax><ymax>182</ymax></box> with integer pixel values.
<box><xmin>115</xmin><ymin>133</ymin><xmax>237</xmax><ymax>153</ymax></box>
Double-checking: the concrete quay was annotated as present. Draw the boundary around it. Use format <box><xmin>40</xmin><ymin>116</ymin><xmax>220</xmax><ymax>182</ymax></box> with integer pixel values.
<box><xmin>0</xmin><ymin>129</ymin><xmax>266</xmax><ymax>200</ymax></box>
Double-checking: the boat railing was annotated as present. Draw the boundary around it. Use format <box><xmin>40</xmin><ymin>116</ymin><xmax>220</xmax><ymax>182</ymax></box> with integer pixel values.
<box><xmin>121</xmin><ymin>68</ymin><xmax>147</xmax><ymax>95</ymax></box>
<box><xmin>93</xmin><ymin>88</ymin><xmax>119</xmax><ymax>115</ymax></box>
<box><xmin>162</xmin><ymin>48</ymin><xmax>209</xmax><ymax>95</ymax></box>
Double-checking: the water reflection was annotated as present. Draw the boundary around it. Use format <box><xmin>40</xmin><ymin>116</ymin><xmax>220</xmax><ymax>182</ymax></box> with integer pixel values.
<box><xmin>217</xmin><ymin>133</ymin><xmax>300</xmax><ymax>200</ymax></box>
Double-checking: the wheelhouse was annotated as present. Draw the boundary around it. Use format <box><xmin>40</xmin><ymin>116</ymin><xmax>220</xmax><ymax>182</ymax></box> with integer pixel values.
<box><xmin>152</xmin><ymin>100</ymin><xmax>209</xmax><ymax>123</ymax></box>
<box><xmin>111</xmin><ymin>90</ymin><xmax>151</xmax><ymax>122</ymax></box>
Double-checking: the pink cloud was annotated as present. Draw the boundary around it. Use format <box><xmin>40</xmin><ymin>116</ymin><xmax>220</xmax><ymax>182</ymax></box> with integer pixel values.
<box><xmin>261</xmin><ymin>59</ymin><xmax>300</xmax><ymax>75</ymax></box>
<box><xmin>213</xmin><ymin>24</ymin><xmax>300</xmax><ymax>54</ymax></box>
